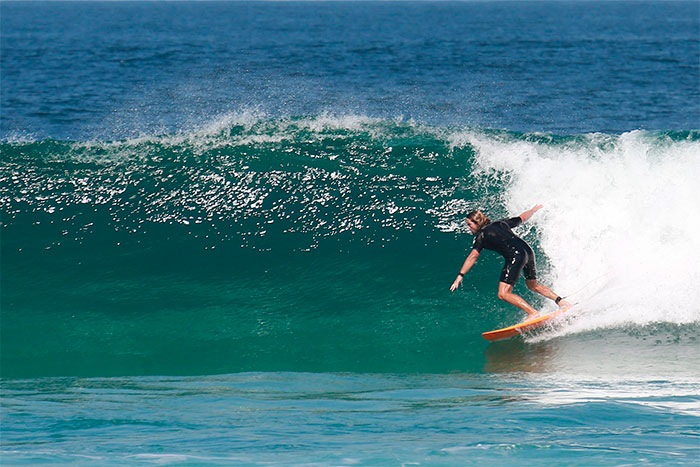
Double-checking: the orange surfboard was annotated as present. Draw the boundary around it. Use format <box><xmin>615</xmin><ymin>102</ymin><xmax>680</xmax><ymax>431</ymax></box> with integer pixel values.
<box><xmin>482</xmin><ymin>305</ymin><xmax>573</xmax><ymax>341</ymax></box>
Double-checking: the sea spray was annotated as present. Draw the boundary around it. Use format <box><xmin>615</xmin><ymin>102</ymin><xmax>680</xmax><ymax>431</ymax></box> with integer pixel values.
<box><xmin>462</xmin><ymin>130</ymin><xmax>700</xmax><ymax>329</ymax></box>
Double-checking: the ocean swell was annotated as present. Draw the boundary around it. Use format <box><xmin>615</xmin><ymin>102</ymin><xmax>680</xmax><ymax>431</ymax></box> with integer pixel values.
<box><xmin>2</xmin><ymin>116</ymin><xmax>699</xmax><ymax>377</ymax></box>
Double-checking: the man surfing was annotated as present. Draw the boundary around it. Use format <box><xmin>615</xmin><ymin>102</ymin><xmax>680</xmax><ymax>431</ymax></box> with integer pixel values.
<box><xmin>450</xmin><ymin>204</ymin><xmax>570</xmax><ymax>320</ymax></box>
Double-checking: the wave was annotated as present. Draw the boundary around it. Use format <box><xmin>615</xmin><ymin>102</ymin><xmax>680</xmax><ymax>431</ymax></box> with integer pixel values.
<box><xmin>3</xmin><ymin>115</ymin><xmax>699</xmax><ymax>314</ymax></box>
<box><xmin>2</xmin><ymin>115</ymin><xmax>699</xmax><ymax>376</ymax></box>
<box><xmin>1</xmin><ymin>114</ymin><xmax>472</xmax><ymax>255</ymax></box>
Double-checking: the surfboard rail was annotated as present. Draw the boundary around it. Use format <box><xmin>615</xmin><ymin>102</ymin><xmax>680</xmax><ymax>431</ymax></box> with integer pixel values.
<box><xmin>481</xmin><ymin>305</ymin><xmax>573</xmax><ymax>342</ymax></box>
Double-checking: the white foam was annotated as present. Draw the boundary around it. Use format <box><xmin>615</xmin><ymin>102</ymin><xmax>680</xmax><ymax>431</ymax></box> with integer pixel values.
<box><xmin>465</xmin><ymin>130</ymin><xmax>700</xmax><ymax>329</ymax></box>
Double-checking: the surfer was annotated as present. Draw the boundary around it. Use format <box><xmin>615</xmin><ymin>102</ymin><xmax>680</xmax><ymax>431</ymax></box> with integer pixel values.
<box><xmin>450</xmin><ymin>204</ymin><xmax>570</xmax><ymax>319</ymax></box>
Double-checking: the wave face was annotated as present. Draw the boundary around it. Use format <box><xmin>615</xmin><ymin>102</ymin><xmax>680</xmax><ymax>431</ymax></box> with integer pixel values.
<box><xmin>2</xmin><ymin>116</ymin><xmax>699</xmax><ymax>377</ymax></box>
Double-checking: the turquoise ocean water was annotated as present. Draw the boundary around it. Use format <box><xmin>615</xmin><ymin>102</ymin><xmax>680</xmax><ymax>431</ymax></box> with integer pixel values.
<box><xmin>2</xmin><ymin>1</ymin><xmax>699</xmax><ymax>465</ymax></box>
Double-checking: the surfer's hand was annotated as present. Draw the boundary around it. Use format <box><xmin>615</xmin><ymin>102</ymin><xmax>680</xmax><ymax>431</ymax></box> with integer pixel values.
<box><xmin>450</xmin><ymin>276</ymin><xmax>463</xmax><ymax>292</ymax></box>
<box><xmin>519</xmin><ymin>204</ymin><xmax>544</xmax><ymax>223</ymax></box>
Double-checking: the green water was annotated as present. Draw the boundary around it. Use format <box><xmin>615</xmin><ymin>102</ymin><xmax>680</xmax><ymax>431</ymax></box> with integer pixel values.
<box><xmin>3</xmin><ymin>119</ymin><xmax>700</xmax><ymax>378</ymax></box>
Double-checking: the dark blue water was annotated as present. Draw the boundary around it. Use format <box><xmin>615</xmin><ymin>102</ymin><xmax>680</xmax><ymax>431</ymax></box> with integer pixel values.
<box><xmin>2</xmin><ymin>1</ymin><xmax>699</xmax><ymax>465</ymax></box>
<box><xmin>2</xmin><ymin>1</ymin><xmax>698</xmax><ymax>141</ymax></box>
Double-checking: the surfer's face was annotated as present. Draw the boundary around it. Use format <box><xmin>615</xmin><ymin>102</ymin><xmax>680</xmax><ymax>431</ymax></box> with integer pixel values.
<box><xmin>466</xmin><ymin>218</ymin><xmax>478</xmax><ymax>234</ymax></box>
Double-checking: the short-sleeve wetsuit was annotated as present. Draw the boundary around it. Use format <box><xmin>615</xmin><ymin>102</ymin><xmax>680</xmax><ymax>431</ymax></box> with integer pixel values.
<box><xmin>472</xmin><ymin>217</ymin><xmax>537</xmax><ymax>285</ymax></box>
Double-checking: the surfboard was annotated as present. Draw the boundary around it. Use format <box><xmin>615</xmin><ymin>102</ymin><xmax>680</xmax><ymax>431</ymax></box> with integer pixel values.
<box><xmin>482</xmin><ymin>305</ymin><xmax>573</xmax><ymax>342</ymax></box>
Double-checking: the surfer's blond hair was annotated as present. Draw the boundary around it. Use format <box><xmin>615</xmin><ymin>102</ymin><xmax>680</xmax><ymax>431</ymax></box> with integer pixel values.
<box><xmin>467</xmin><ymin>210</ymin><xmax>491</xmax><ymax>231</ymax></box>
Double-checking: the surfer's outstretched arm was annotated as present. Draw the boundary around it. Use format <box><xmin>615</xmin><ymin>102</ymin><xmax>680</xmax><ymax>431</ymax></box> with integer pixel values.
<box><xmin>518</xmin><ymin>204</ymin><xmax>543</xmax><ymax>223</ymax></box>
<box><xmin>450</xmin><ymin>249</ymin><xmax>480</xmax><ymax>291</ymax></box>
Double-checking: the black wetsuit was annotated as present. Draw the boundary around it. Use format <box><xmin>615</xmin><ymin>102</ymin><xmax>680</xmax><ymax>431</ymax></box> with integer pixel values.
<box><xmin>472</xmin><ymin>217</ymin><xmax>537</xmax><ymax>285</ymax></box>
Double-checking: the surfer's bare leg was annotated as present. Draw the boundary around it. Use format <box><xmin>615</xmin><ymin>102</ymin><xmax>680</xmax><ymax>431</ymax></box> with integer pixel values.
<box><xmin>526</xmin><ymin>279</ymin><xmax>571</xmax><ymax>307</ymax></box>
<box><xmin>497</xmin><ymin>282</ymin><xmax>539</xmax><ymax>318</ymax></box>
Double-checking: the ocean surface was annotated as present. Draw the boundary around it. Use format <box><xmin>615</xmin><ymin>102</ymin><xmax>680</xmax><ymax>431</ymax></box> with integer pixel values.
<box><xmin>1</xmin><ymin>1</ymin><xmax>699</xmax><ymax>465</ymax></box>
